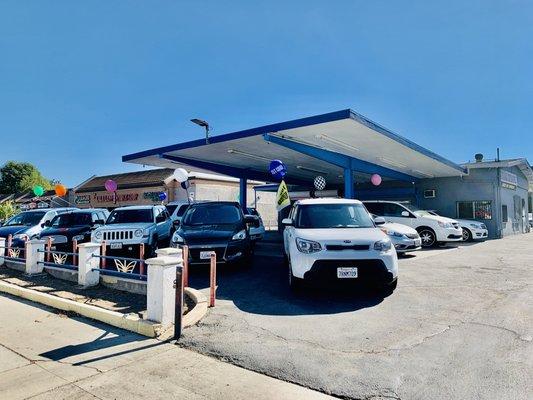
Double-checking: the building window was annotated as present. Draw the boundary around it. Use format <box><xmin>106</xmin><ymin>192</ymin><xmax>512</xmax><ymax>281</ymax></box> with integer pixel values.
<box><xmin>457</xmin><ymin>201</ymin><xmax>492</xmax><ymax>220</ymax></box>
<box><xmin>502</xmin><ymin>205</ymin><xmax>508</xmax><ymax>222</ymax></box>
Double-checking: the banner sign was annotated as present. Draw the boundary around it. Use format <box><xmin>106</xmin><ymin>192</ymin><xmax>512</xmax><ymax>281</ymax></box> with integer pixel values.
<box><xmin>276</xmin><ymin>181</ymin><xmax>290</xmax><ymax>211</ymax></box>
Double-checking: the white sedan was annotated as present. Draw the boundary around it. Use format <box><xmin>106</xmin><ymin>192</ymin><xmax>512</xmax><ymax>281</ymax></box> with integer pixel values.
<box><xmin>455</xmin><ymin>219</ymin><xmax>488</xmax><ymax>241</ymax></box>
<box><xmin>372</xmin><ymin>215</ymin><xmax>422</xmax><ymax>253</ymax></box>
<box><xmin>282</xmin><ymin>198</ymin><xmax>398</xmax><ymax>291</ymax></box>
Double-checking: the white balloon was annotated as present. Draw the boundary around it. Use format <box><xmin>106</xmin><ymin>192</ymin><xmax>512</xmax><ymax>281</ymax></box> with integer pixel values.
<box><xmin>173</xmin><ymin>168</ymin><xmax>189</xmax><ymax>183</ymax></box>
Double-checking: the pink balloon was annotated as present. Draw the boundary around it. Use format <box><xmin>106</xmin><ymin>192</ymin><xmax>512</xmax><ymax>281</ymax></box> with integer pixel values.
<box><xmin>371</xmin><ymin>174</ymin><xmax>382</xmax><ymax>186</ymax></box>
<box><xmin>105</xmin><ymin>179</ymin><xmax>117</xmax><ymax>192</ymax></box>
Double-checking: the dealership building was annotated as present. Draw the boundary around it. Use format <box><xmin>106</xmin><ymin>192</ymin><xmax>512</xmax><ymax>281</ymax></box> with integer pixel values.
<box><xmin>120</xmin><ymin>109</ymin><xmax>532</xmax><ymax>239</ymax></box>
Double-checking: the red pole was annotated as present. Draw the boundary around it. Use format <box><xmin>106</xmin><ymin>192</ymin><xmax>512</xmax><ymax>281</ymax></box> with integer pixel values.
<box><xmin>209</xmin><ymin>252</ymin><xmax>216</xmax><ymax>307</ymax></box>
<box><xmin>72</xmin><ymin>239</ymin><xmax>78</xmax><ymax>265</ymax></box>
<box><xmin>101</xmin><ymin>241</ymin><xmax>106</xmax><ymax>269</ymax></box>
<box><xmin>46</xmin><ymin>237</ymin><xmax>52</xmax><ymax>262</ymax></box>
<box><xmin>139</xmin><ymin>243</ymin><xmax>145</xmax><ymax>275</ymax></box>
<box><xmin>182</xmin><ymin>245</ymin><xmax>189</xmax><ymax>287</ymax></box>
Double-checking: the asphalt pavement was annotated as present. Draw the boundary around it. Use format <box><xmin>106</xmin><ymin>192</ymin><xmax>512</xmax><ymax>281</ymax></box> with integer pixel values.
<box><xmin>182</xmin><ymin>234</ymin><xmax>533</xmax><ymax>399</ymax></box>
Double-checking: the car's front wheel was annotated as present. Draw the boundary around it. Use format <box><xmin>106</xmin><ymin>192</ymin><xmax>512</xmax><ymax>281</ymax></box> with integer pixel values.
<box><xmin>418</xmin><ymin>228</ymin><xmax>436</xmax><ymax>247</ymax></box>
<box><xmin>462</xmin><ymin>228</ymin><xmax>472</xmax><ymax>242</ymax></box>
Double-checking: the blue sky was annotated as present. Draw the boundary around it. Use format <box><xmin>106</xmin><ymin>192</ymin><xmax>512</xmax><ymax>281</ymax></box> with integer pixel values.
<box><xmin>1</xmin><ymin>1</ymin><xmax>532</xmax><ymax>186</ymax></box>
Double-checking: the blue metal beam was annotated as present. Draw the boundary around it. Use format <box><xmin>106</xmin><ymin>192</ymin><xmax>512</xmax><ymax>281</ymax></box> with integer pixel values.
<box><xmin>239</xmin><ymin>178</ymin><xmax>247</xmax><ymax>209</ymax></box>
<box><xmin>263</xmin><ymin>134</ymin><xmax>418</xmax><ymax>182</ymax></box>
<box><xmin>159</xmin><ymin>154</ymin><xmax>310</xmax><ymax>186</ymax></box>
<box><xmin>344</xmin><ymin>168</ymin><xmax>354</xmax><ymax>199</ymax></box>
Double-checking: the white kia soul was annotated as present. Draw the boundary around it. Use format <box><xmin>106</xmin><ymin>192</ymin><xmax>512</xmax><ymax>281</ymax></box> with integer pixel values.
<box><xmin>282</xmin><ymin>198</ymin><xmax>398</xmax><ymax>291</ymax></box>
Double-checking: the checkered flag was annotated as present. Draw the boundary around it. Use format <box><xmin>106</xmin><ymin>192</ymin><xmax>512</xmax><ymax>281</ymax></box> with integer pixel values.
<box><xmin>314</xmin><ymin>175</ymin><xmax>326</xmax><ymax>190</ymax></box>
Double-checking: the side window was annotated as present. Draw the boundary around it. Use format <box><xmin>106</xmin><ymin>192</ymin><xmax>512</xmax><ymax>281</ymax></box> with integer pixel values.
<box><xmin>364</xmin><ymin>202</ymin><xmax>384</xmax><ymax>215</ymax></box>
<box><xmin>383</xmin><ymin>203</ymin><xmax>406</xmax><ymax>217</ymax></box>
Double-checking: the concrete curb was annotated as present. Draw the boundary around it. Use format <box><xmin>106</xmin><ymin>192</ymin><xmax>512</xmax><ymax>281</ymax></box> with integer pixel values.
<box><xmin>183</xmin><ymin>287</ymin><xmax>208</xmax><ymax>328</ymax></box>
<box><xmin>0</xmin><ymin>280</ymin><xmax>209</xmax><ymax>339</ymax></box>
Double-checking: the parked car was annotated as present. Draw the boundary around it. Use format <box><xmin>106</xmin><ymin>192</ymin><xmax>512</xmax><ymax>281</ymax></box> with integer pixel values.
<box><xmin>39</xmin><ymin>209</ymin><xmax>108</xmax><ymax>253</ymax></box>
<box><xmin>426</xmin><ymin>211</ymin><xmax>488</xmax><ymax>241</ymax></box>
<box><xmin>371</xmin><ymin>214</ymin><xmax>422</xmax><ymax>253</ymax></box>
<box><xmin>91</xmin><ymin>205</ymin><xmax>172</xmax><ymax>260</ymax></box>
<box><xmin>363</xmin><ymin>201</ymin><xmax>463</xmax><ymax>248</ymax></box>
<box><xmin>282</xmin><ymin>198</ymin><xmax>398</xmax><ymax>291</ymax></box>
<box><xmin>0</xmin><ymin>208</ymin><xmax>77</xmax><ymax>246</ymax></box>
<box><xmin>170</xmin><ymin>201</ymin><xmax>258</xmax><ymax>266</ymax></box>
<box><xmin>246</xmin><ymin>207</ymin><xmax>266</xmax><ymax>242</ymax></box>
<box><xmin>166</xmin><ymin>201</ymin><xmax>192</xmax><ymax>226</ymax></box>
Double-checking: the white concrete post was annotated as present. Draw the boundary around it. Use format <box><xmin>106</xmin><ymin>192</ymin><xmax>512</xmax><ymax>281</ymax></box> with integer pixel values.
<box><xmin>77</xmin><ymin>242</ymin><xmax>101</xmax><ymax>287</ymax></box>
<box><xmin>25</xmin><ymin>239</ymin><xmax>45</xmax><ymax>275</ymax></box>
<box><xmin>145</xmin><ymin>255</ymin><xmax>180</xmax><ymax>327</ymax></box>
<box><xmin>0</xmin><ymin>237</ymin><xmax>5</xmax><ymax>266</ymax></box>
<box><xmin>155</xmin><ymin>247</ymin><xmax>183</xmax><ymax>259</ymax></box>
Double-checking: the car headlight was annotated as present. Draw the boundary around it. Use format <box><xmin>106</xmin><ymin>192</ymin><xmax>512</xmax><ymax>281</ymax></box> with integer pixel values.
<box><xmin>295</xmin><ymin>237</ymin><xmax>322</xmax><ymax>253</ymax></box>
<box><xmin>93</xmin><ymin>231</ymin><xmax>103</xmax><ymax>241</ymax></box>
<box><xmin>437</xmin><ymin>221</ymin><xmax>453</xmax><ymax>228</ymax></box>
<box><xmin>172</xmin><ymin>232</ymin><xmax>184</xmax><ymax>243</ymax></box>
<box><xmin>13</xmin><ymin>233</ymin><xmax>29</xmax><ymax>241</ymax></box>
<box><xmin>374</xmin><ymin>239</ymin><xmax>392</xmax><ymax>252</ymax></box>
<box><xmin>231</xmin><ymin>230</ymin><xmax>246</xmax><ymax>241</ymax></box>
<box><xmin>380</xmin><ymin>228</ymin><xmax>405</xmax><ymax>238</ymax></box>
<box><xmin>73</xmin><ymin>234</ymin><xmax>84</xmax><ymax>241</ymax></box>
<box><xmin>134</xmin><ymin>229</ymin><xmax>143</xmax><ymax>238</ymax></box>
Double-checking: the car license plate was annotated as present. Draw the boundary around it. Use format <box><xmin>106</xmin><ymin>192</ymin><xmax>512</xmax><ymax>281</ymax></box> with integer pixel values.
<box><xmin>110</xmin><ymin>243</ymin><xmax>123</xmax><ymax>249</ymax></box>
<box><xmin>337</xmin><ymin>267</ymin><xmax>358</xmax><ymax>279</ymax></box>
<box><xmin>200</xmin><ymin>251</ymin><xmax>215</xmax><ymax>260</ymax></box>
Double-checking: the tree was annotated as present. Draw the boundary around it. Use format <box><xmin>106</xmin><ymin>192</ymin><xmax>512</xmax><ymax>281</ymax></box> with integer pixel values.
<box><xmin>0</xmin><ymin>161</ymin><xmax>52</xmax><ymax>194</ymax></box>
<box><xmin>0</xmin><ymin>201</ymin><xmax>17</xmax><ymax>222</ymax></box>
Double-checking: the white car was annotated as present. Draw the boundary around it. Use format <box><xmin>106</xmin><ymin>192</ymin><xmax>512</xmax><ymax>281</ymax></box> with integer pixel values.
<box><xmin>363</xmin><ymin>201</ymin><xmax>463</xmax><ymax>248</ymax></box>
<box><xmin>246</xmin><ymin>208</ymin><xmax>266</xmax><ymax>242</ymax></box>
<box><xmin>282</xmin><ymin>198</ymin><xmax>398</xmax><ymax>291</ymax></box>
<box><xmin>371</xmin><ymin>215</ymin><xmax>422</xmax><ymax>253</ymax></box>
<box><xmin>426</xmin><ymin>211</ymin><xmax>488</xmax><ymax>241</ymax></box>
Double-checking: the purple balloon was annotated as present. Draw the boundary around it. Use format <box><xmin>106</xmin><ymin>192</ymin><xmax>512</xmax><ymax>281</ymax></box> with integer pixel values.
<box><xmin>105</xmin><ymin>179</ymin><xmax>117</xmax><ymax>192</ymax></box>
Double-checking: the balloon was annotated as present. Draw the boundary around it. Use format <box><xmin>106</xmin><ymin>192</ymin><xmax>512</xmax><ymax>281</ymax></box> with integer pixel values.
<box><xmin>104</xmin><ymin>179</ymin><xmax>117</xmax><ymax>192</ymax></box>
<box><xmin>33</xmin><ymin>185</ymin><xmax>44</xmax><ymax>197</ymax></box>
<box><xmin>313</xmin><ymin>176</ymin><xmax>326</xmax><ymax>190</ymax></box>
<box><xmin>173</xmin><ymin>168</ymin><xmax>188</xmax><ymax>183</ymax></box>
<box><xmin>371</xmin><ymin>174</ymin><xmax>382</xmax><ymax>186</ymax></box>
<box><xmin>54</xmin><ymin>184</ymin><xmax>67</xmax><ymax>197</ymax></box>
<box><xmin>158</xmin><ymin>192</ymin><xmax>167</xmax><ymax>201</ymax></box>
<box><xmin>269</xmin><ymin>159</ymin><xmax>287</xmax><ymax>180</ymax></box>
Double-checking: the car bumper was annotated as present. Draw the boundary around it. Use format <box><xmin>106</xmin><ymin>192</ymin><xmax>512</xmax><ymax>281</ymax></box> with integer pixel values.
<box><xmin>171</xmin><ymin>241</ymin><xmax>250</xmax><ymax>264</ymax></box>
<box><xmin>469</xmin><ymin>227</ymin><xmax>489</xmax><ymax>240</ymax></box>
<box><xmin>290</xmin><ymin>248</ymin><xmax>398</xmax><ymax>284</ymax></box>
<box><xmin>436</xmin><ymin>227</ymin><xmax>463</xmax><ymax>242</ymax></box>
<box><xmin>390</xmin><ymin>236</ymin><xmax>422</xmax><ymax>253</ymax></box>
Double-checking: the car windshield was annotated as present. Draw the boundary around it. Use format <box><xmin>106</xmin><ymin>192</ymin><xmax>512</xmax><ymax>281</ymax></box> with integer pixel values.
<box><xmin>295</xmin><ymin>203</ymin><xmax>374</xmax><ymax>229</ymax></box>
<box><xmin>106</xmin><ymin>209</ymin><xmax>153</xmax><ymax>224</ymax></box>
<box><xmin>51</xmin><ymin>213</ymin><xmax>92</xmax><ymax>227</ymax></box>
<box><xmin>402</xmin><ymin>203</ymin><xmax>432</xmax><ymax>217</ymax></box>
<box><xmin>183</xmin><ymin>204</ymin><xmax>241</xmax><ymax>226</ymax></box>
<box><xmin>4</xmin><ymin>212</ymin><xmax>45</xmax><ymax>226</ymax></box>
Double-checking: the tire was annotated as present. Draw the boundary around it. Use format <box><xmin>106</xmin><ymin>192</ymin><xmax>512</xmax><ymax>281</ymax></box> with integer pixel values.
<box><xmin>462</xmin><ymin>228</ymin><xmax>472</xmax><ymax>242</ymax></box>
<box><xmin>288</xmin><ymin>259</ymin><xmax>303</xmax><ymax>291</ymax></box>
<box><xmin>417</xmin><ymin>228</ymin><xmax>437</xmax><ymax>248</ymax></box>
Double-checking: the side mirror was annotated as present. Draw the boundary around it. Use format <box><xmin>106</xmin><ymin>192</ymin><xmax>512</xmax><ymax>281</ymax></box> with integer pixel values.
<box><xmin>281</xmin><ymin>218</ymin><xmax>293</xmax><ymax>226</ymax></box>
<box><xmin>373</xmin><ymin>216</ymin><xmax>386</xmax><ymax>226</ymax></box>
<box><xmin>401</xmin><ymin>211</ymin><xmax>410</xmax><ymax>217</ymax></box>
<box><xmin>94</xmin><ymin>219</ymin><xmax>105</xmax><ymax>226</ymax></box>
<box><xmin>42</xmin><ymin>220</ymin><xmax>51</xmax><ymax>227</ymax></box>
<box><xmin>173</xmin><ymin>219</ymin><xmax>181</xmax><ymax>227</ymax></box>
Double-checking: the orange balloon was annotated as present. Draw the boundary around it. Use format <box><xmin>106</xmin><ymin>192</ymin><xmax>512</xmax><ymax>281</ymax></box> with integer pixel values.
<box><xmin>55</xmin><ymin>184</ymin><xmax>67</xmax><ymax>197</ymax></box>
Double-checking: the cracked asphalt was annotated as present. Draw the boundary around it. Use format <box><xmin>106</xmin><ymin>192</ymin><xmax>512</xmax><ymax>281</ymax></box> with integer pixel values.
<box><xmin>182</xmin><ymin>233</ymin><xmax>533</xmax><ymax>399</ymax></box>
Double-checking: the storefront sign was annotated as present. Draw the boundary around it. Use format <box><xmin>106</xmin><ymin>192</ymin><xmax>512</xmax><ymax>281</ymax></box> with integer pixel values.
<box><xmin>74</xmin><ymin>187</ymin><xmax>167</xmax><ymax>208</ymax></box>
<box><xmin>501</xmin><ymin>171</ymin><xmax>517</xmax><ymax>189</ymax></box>
<box><xmin>75</xmin><ymin>195</ymin><xmax>91</xmax><ymax>205</ymax></box>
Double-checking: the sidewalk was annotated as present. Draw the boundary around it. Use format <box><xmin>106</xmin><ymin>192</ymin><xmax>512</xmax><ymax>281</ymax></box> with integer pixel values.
<box><xmin>0</xmin><ymin>294</ymin><xmax>334</xmax><ymax>400</ymax></box>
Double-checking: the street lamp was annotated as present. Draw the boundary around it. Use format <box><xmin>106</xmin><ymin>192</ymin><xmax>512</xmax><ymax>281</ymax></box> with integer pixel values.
<box><xmin>191</xmin><ymin>118</ymin><xmax>210</xmax><ymax>144</ymax></box>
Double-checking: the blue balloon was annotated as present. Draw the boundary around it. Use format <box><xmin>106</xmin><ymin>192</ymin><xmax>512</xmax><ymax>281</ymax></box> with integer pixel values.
<box><xmin>158</xmin><ymin>192</ymin><xmax>167</xmax><ymax>201</ymax></box>
<box><xmin>269</xmin><ymin>159</ymin><xmax>287</xmax><ymax>180</ymax></box>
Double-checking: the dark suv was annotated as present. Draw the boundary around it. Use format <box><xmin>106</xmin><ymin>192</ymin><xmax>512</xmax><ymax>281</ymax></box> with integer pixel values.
<box><xmin>39</xmin><ymin>209</ymin><xmax>108</xmax><ymax>253</ymax></box>
<box><xmin>170</xmin><ymin>201</ymin><xmax>259</xmax><ymax>265</ymax></box>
